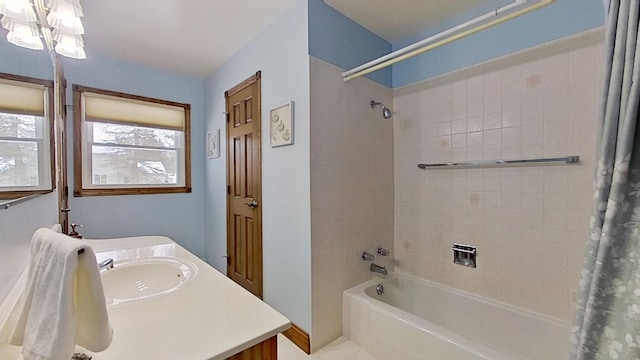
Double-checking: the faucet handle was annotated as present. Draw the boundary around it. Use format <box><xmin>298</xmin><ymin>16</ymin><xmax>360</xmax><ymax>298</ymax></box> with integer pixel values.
<box><xmin>362</xmin><ymin>251</ymin><xmax>375</xmax><ymax>261</ymax></box>
<box><xmin>69</xmin><ymin>223</ymin><xmax>83</xmax><ymax>239</ymax></box>
<box><xmin>377</xmin><ymin>247</ymin><xmax>390</xmax><ymax>256</ymax></box>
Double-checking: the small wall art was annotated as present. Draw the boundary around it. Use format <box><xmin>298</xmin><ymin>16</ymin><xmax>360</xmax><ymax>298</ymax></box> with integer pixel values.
<box><xmin>207</xmin><ymin>129</ymin><xmax>220</xmax><ymax>159</ymax></box>
<box><xmin>269</xmin><ymin>101</ymin><xmax>294</xmax><ymax>147</ymax></box>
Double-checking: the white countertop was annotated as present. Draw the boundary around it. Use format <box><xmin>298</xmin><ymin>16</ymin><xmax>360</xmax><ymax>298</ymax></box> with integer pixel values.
<box><xmin>0</xmin><ymin>236</ymin><xmax>290</xmax><ymax>360</ymax></box>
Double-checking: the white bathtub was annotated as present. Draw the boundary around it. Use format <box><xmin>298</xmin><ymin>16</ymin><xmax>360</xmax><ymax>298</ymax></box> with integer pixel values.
<box><xmin>343</xmin><ymin>273</ymin><xmax>570</xmax><ymax>360</ymax></box>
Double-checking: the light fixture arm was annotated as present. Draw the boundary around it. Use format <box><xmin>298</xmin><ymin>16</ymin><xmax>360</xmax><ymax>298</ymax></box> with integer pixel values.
<box><xmin>33</xmin><ymin>0</ymin><xmax>53</xmax><ymax>52</ymax></box>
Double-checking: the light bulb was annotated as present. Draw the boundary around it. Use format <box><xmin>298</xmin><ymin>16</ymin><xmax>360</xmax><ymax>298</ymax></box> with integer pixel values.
<box><xmin>53</xmin><ymin>31</ymin><xmax>85</xmax><ymax>59</ymax></box>
<box><xmin>5</xmin><ymin>0</ymin><xmax>30</xmax><ymax>14</ymax></box>
<box><xmin>0</xmin><ymin>0</ymin><xmax>37</xmax><ymax>22</ymax></box>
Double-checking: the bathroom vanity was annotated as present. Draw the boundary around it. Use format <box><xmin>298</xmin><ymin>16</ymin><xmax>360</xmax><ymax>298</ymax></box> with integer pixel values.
<box><xmin>0</xmin><ymin>236</ymin><xmax>290</xmax><ymax>360</ymax></box>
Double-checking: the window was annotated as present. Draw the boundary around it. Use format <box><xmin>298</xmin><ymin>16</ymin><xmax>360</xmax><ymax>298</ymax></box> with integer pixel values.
<box><xmin>73</xmin><ymin>85</ymin><xmax>191</xmax><ymax>196</ymax></box>
<box><xmin>0</xmin><ymin>73</ymin><xmax>54</xmax><ymax>200</ymax></box>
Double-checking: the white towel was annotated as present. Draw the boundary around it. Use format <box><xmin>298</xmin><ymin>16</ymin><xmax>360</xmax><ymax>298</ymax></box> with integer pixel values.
<box><xmin>9</xmin><ymin>228</ymin><xmax>113</xmax><ymax>360</ymax></box>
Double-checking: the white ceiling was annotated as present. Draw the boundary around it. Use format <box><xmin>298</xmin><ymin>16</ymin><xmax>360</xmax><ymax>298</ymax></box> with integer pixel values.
<box><xmin>81</xmin><ymin>0</ymin><xmax>296</xmax><ymax>79</ymax></box>
<box><xmin>79</xmin><ymin>0</ymin><xmax>490</xmax><ymax>79</ymax></box>
<box><xmin>324</xmin><ymin>0</ymin><xmax>490</xmax><ymax>43</ymax></box>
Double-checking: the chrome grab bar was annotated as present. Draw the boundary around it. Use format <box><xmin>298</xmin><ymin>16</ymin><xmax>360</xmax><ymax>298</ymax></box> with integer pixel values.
<box><xmin>418</xmin><ymin>156</ymin><xmax>579</xmax><ymax>169</ymax></box>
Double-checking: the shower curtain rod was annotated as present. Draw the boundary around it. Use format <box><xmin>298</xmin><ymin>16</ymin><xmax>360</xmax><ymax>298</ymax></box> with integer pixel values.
<box><xmin>341</xmin><ymin>0</ymin><xmax>555</xmax><ymax>82</ymax></box>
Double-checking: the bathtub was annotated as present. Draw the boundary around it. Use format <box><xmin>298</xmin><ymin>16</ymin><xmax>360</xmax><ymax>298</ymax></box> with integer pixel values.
<box><xmin>343</xmin><ymin>273</ymin><xmax>570</xmax><ymax>360</ymax></box>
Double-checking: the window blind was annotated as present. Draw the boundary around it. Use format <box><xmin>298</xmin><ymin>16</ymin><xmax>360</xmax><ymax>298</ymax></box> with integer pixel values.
<box><xmin>0</xmin><ymin>79</ymin><xmax>45</xmax><ymax>116</ymax></box>
<box><xmin>83</xmin><ymin>92</ymin><xmax>185</xmax><ymax>131</ymax></box>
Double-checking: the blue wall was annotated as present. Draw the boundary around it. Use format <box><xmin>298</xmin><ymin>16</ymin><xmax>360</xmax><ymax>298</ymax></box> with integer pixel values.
<box><xmin>204</xmin><ymin>0</ymin><xmax>312</xmax><ymax>333</ymax></box>
<box><xmin>308</xmin><ymin>0</ymin><xmax>392</xmax><ymax>87</ymax></box>
<box><xmin>392</xmin><ymin>0</ymin><xmax>605</xmax><ymax>87</ymax></box>
<box><xmin>0</xmin><ymin>39</ymin><xmax>52</xmax><ymax>80</ymax></box>
<box><xmin>63</xmin><ymin>54</ymin><xmax>206</xmax><ymax>258</ymax></box>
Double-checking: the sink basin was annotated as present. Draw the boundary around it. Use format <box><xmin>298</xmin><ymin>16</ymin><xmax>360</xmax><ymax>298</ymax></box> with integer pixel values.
<box><xmin>101</xmin><ymin>257</ymin><xmax>197</xmax><ymax>306</ymax></box>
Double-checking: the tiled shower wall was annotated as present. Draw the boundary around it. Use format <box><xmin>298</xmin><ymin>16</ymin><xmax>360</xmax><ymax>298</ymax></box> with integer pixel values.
<box><xmin>393</xmin><ymin>29</ymin><xmax>603</xmax><ymax>322</ymax></box>
<box><xmin>310</xmin><ymin>57</ymin><xmax>394</xmax><ymax>351</ymax></box>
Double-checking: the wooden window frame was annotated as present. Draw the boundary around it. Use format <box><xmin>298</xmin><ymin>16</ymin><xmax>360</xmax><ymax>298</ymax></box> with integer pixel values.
<box><xmin>73</xmin><ymin>85</ymin><xmax>191</xmax><ymax>197</ymax></box>
<box><xmin>0</xmin><ymin>72</ymin><xmax>55</xmax><ymax>200</ymax></box>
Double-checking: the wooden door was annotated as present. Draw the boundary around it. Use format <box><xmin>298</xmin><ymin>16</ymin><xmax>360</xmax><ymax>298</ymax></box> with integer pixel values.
<box><xmin>226</xmin><ymin>72</ymin><xmax>262</xmax><ymax>298</ymax></box>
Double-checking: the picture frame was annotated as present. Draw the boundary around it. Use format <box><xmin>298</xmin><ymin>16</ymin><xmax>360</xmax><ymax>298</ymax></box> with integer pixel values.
<box><xmin>269</xmin><ymin>101</ymin><xmax>294</xmax><ymax>147</ymax></box>
<box><xmin>207</xmin><ymin>129</ymin><xmax>220</xmax><ymax>159</ymax></box>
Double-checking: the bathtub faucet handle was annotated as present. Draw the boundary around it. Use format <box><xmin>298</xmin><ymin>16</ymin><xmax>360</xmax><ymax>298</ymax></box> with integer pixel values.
<box><xmin>362</xmin><ymin>251</ymin><xmax>375</xmax><ymax>261</ymax></box>
<box><xmin>377</xmin><ymin>247</ymin><xmax>390</xmax><ymax>256</ymax></box>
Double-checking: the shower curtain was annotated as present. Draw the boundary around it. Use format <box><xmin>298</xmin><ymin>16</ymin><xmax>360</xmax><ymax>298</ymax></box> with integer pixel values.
<box><xmin>570</xmin><ymin>0</ymin><xmax>640</xmax><ymax>359</ymax></box>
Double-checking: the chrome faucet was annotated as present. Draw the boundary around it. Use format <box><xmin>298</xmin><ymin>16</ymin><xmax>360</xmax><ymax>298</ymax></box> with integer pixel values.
<box><xmin>361</xmin><ymin>251</ymin><xmax>375</xmax><ymax>261</ymax></box>
<box><xmin>370</xmin><ymin>263</ymin><xmax>387</xmax><ymax>275</ymax></box>
<box><xmin>98</xmin><ymin>258</ymin><xmax>114</xmax><ymax>271</ymax></box>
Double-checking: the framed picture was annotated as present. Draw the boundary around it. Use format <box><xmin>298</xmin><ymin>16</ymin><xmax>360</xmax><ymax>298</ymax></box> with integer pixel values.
<box><xmin>207</xmin><ymin>129</ymin><xmax>220</xmax><ymax>158</ymax></box>
<box><xmin>269</xmin><ymin>101</ymin><xmax>294</xmax><ymax>147</ymax></box>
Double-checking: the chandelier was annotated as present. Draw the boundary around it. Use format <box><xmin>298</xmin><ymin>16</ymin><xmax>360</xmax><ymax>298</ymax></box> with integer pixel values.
<box><xmin>0</xmin><ymin>0</ymin><xmax>85</xmax><ymax>59</ymax></box>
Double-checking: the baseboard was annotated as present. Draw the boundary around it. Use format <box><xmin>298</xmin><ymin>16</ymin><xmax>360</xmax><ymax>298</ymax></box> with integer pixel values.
<box><xmin>282</xmin><ymin>322</ymin><xmax>310</xmax><ymax>355</ymax></box>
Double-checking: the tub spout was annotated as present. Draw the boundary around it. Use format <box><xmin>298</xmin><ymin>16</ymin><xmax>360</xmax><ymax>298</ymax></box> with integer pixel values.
<box><xmin>98</xmin><ymin>258</ymin><xmax>114</xmax><ymax>271</ymax></box>
<box><xmin>370</xmin><ymin>263</ymin><xmax>387</xmax><ymax>275</ymax></box>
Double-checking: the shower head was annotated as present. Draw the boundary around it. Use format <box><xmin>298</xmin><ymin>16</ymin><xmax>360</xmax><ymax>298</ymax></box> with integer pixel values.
<box><xmin>370</xmin><ymin>100</ymin><xmax>392</xmax><ymax>119</ymax></box>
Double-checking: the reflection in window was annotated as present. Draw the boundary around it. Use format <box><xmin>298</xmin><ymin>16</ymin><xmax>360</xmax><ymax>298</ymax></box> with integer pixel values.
<box><xmin>0</xmin><ymin>74</ymin><xmax>53</xmax><ymax>199</ymax></box>
<box><xmin>88</xmin><ymin>123</ymin><xmax>180</xmax><ymax>186</ymax></box>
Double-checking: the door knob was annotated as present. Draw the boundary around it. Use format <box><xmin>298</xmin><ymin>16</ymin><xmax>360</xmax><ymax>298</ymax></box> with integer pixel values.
<box><xmin>244</xmin><ymin>200</ymin><xmax>259</xmax><ymax>209</ymax></box>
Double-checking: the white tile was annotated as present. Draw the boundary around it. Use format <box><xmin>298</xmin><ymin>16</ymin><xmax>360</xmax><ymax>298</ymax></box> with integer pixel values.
<box><xmin>502</xmin><ymin>192</ymin><xmax>522</xmax><ymax>209</ymax></box>
<box><xmin>467</xmin><ymin>116</ymin><xmax>484</xmax><ymax>132</ymax></box>
<box><xmin>522</xmin><ymin>175</ymin><xmax>544</xmax><ymax>193</ymax></box>
<box><xmin>522</xmin><ymin>142</ymin><xmax>544</xmax><ymax>158</ymax></box>
<box><xmin>522</xmin><ymin>124</ymin><xmax>544</xmax><ymax>144</ymax></box>
<box><xmin>483</xmin><ymin>145</ymin><xmax>502</xmax><ymax>160</ymax></box>
<box><xmin>501</xmin><ymin>143</ymin><xmax>522</xmax><ymax>159</ymax></box>
<box><xmin>452</xmin><ymin>119</ymin><xmax>467</xmax><ymax>134</ymax></box>
<box><xmin>522</xmin><ymin>192</ymin><xmax>543</xmax><ymax>210</ymax></box>
<box><xmin>502</xmin><ymin>94</ymin><xmax>522</xmax><ymax>112</ymax></box>
<box><xmin>502</xmin><ymin>176</ymin><xmax>522</xmax><ymax>193</ymax></box>
<box><xmin>484</xmin><ymin>129</ymin><xmax>502</xmax><ymax>145</ymax></box>
<box><xmin>452</xmin><ymin>176</ymin><xmax>467</xmax><ymax>191</ymax></box>
<box><xmin>483</xmin><ymin>192</ymin><xmax>501</xmax><ymax>208</ymax></box>
<box><xmin>467</xmin><ymin>101</ymin><xmax>484</xmax><ymax>118</ymax></box>
<box><xmin>452</xmin><ymin>89</ymin><xmax>467</xmax><ymax>105</ymax></box>
<box><xmin>522</xmin><ymin>101</ymin><xmax>544</xmax><ymax>125</ymax></box>
<box><xmin>484</xmin><ymin>113</ymin><xmax>503</xmax><ymax>130</ymax></box>
<box><xmin>502</xmin><ymin>126</ymin><xmax>522</xmax><ymax>145</ymax></box>
<box><xmin>452</xmin><ymin>134</ymin><xmax>467</xmax><ymax>148</ymax></box>
<box><xmin>502</xmin><ymin>110</ymin><xmax>522</xmax><ymax>128</ymax></box>
<box><xmin>467</xmin><ymin>176</ymin><xmax>483</xmax><ymax>192</ymax></box>
<box><xmin>468</xmin><ymin>84</ymin><xmax>484</xmax><ymax>103</ymax></box>
<box><xmin>483</xmin><ymin>176</ymin><xmax>502</xmax><ymax>192</ymax></box>
<box><xmin>467</xmin><ymin>132</ymin><xmax>483</xmax><ymax>147</ymax></box>
<box><xmin>452</xmin><ymin>148</ymin><xmax>467</xmax><ymax>162</ymax></box>
<box><xmin>437</xmin><ymin>136</ymin><xmax>452</xmax><ymax>149</ymax></box>
<box><xmin>467</xmin><ymin>146</ymin><xmax>484</xmax><ymax>161</ymax></box>
<box><xmin>452</xmin><ymin>104</ymin><xmax>467</xmax><ymax>120</ymax></box>
<box><xmin>544</xmin><ymin>121</ymin><xmax>569</xmax><ymax>142</ymax></box>
<box><xmin>437</xmin><ymin>122</ymin><xmax>452</xmax><ymax>136</ymax></box>
<box><xmin>484</xmin><ymin>96</ymin><xmax>502</xmax><ymax>115</ymax></box>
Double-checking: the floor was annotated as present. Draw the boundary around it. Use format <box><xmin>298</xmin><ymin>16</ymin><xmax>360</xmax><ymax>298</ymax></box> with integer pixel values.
<box><xmin>278</xmin><ymin>334</ymin><xmax>377</xmax><ymax>360</ymax></box>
